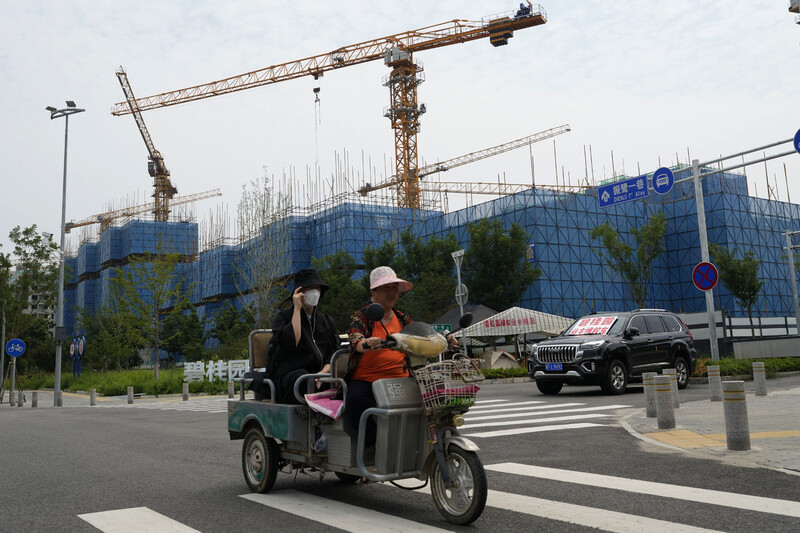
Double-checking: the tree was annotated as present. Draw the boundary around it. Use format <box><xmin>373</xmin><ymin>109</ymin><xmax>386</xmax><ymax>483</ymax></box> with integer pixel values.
<box><xmin>112</xmin><ymin>245</ymin><xmax>194</xmax><ymax>380</ymax></box>
<box><xmin>462</xmin><ymin>219</ymin><xmax>541</xmax><ymax>311</ymax></box>
<box><xmin>360</xmin><ymin>229</ymin><xmax>460</xmax><ymax>322</ymax></box>
<box><xmin>160</xmin><ymin>309</ymin><xmax>206</xmax><ymax>363</ymax></box>
<box><xmin>710</xmin><ymin>243</ymin><xmax>763</xmax><ymax>337</ymax></box>
<box><xmin>206</xmin><ymin>303</ymin><xmax>251</xmax><ymax>360</ymax></box>
<box><xmin>590</xmin><ymin>211</ymin><xmax>666</xmax><ymax>309</ymax></box>
<box><xmin>235</xmin><ymin>173</ymin><xmax>292</xmax><ymax>329</ymax></box>
<box><xmin>312</xmin><ymin>250</ymin><xmax>366</xmax><ymax>331</ymax></box>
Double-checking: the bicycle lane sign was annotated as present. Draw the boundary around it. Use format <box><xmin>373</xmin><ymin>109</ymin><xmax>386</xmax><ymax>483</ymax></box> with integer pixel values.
<box><xmin>5</xmin><ymin>338</ymin><xmax>26</xmax><ymax>358</ymax></box>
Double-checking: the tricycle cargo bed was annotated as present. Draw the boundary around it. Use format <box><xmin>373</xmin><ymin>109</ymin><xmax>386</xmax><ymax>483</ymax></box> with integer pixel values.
<box><xmin>228</xmin><ymin>400</ymin><xmax>308</xmax><ymax>444</ymax></box>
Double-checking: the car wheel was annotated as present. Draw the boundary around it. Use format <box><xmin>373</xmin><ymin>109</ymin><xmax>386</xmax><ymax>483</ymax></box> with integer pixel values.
<box><xmin>536</xmin><ymin>380</ymin><xmax>563</xmax><ymax>395</ymax></box>
<box><xmin>673</xmin><ymin>355</ymin><xmax>689</xmax><ymax>390</ymax></box>
<box><xmin>601</xmin><ymin>359</ymin><xmax>627</xmax><ymax>395</ymax></box>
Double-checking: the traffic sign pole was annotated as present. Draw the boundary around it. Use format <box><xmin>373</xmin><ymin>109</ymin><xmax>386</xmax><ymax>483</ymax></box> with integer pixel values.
<box><xmin>451</xmin><ymin>249</ymin><xmax>468</xmax><ymax>350</ymax></box>
<box><xmin>693</xmin><ymin>159</ymin><xmax>720</xmax><ymax>362</ymax></box>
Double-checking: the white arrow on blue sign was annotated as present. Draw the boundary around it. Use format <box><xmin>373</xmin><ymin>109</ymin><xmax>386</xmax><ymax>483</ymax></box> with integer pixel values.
<box><xmin>5</xmin><ymin>338</ymin><xmax>26</xmax><ymax>357</ymax></box>
<box><xmin>597</xmin><ymin>175</ymin><xmax>648</xmax><ymax>208</ymax></box>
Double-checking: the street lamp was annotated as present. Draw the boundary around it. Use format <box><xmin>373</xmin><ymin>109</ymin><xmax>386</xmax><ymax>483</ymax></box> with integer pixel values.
<box><xmin>47</xmin><ymin>101</ymin><xmax>84</xmax><ymax>407</ymax></box>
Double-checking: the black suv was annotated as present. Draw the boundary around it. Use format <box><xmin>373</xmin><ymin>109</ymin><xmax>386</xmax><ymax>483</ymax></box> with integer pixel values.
<box><xmin>527</xmin><ymin>309</ymin><xmax>697</xmax><ymax>395</ymax></box>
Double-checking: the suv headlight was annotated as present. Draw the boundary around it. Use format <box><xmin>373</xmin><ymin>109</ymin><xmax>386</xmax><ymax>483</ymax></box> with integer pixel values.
<box><xmin>580</xmin><ymin>340</ymin><xmax>605</xmax><ymax>350</ymax></box>
<box><xmin>529</xmin><ymin>344</ymin><xmax>538</xmax><ymax>357</ymax></box>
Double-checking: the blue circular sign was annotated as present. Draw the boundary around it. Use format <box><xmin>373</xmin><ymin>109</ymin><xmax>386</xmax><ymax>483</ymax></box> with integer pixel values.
<box><xmin>5</xmin><ymin>338</ymin><xmax>26</xmax><ymax>358</ymax></box>
<box><xmin>794</xmin><ymin>128</ymin><xmax>800</xmax><ymax>155</ymax></box>
<box><xmin>652</xmin><ymin>167</ymin><xmax>674</xmax><ymax>195</ymax></box>
<box><xmin>693</xmin><ymin>262</ymin><xmax>718</xmax><ymax>291</ymax></box>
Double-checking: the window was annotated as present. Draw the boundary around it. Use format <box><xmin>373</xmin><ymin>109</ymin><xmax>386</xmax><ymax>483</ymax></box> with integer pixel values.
<box><xmin>645</xmin><ymin>315</ymin><xmax>666</xmax><ymax>333</ymax></box>
<box><xmin>629</xmin><ymin>315</ymin><xmax>647</xmax><ymax>333</ymax></box>
<box><xmin>662</xmin><ymin>315</ymin><xmax>683</xmax><ymax>332</ymax></box>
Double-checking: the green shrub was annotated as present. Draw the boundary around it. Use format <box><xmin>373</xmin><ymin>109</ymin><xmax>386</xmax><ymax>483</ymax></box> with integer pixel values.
<box><xmin>692</xmin><ymin>356</ymin><xmax>800</xmax><ymax>377</ymax></box>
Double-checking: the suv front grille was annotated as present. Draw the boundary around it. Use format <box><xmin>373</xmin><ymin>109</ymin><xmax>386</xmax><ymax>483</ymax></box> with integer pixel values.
<box><xmin>538</xmin><ymin>345</ymin><xmax>577</xmax><ymax>363</ymax></box>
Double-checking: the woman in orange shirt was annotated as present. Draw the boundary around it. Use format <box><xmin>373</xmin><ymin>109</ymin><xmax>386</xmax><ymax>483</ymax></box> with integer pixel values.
<box><xmin>345</xmin><ymin>266</ymin><xmax>414</xmax><ymax>446</ymax></box>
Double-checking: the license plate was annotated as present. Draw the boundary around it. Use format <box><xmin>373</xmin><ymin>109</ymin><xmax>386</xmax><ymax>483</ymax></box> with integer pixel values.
<box><xmin>545</xmin><ymin>363</ymin><xmax>563</xmax><ymax>371</ymax></box>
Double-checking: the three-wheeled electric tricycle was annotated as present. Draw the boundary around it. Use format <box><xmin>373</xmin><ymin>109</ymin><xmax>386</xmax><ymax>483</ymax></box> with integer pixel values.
<box><xmin>228</xmin><ymin>305</ymin><xmax>487</xmax><ymax>525</ymax></box>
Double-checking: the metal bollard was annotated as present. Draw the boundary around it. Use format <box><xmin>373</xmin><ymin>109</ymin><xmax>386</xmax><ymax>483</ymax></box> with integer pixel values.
<box><xmin>8</xmin><ymin>391</ymin><xmax>15</xmax><ymax>407</ymax></box>
<box><xmin>17</xmin><ymin>392</ymin><xmax>23</xmax><ymax>407</ymax></box>
<box><xmin>723</xmin><ymin>381</ymin><xmax>751</xmax><ymax>451</ymax></box>
<box><xmin>708</xmin><ymin>365</ymin><xmax>722</xmax><ymax>402</ymax></box>
<box><xmin>127</xmin><ymin>386</ymin><xmax>134</xmax><ymax>404</ymax></box>
<box><xmin>752</xmin><ymin>362</ymin><xmax>767</xmax><ymax>397</ymax></box>
<box><xmin>663</xmin><ymin>368</ymin><xmax>679</xmax><ymax>408</ymax></box>
<box><xmin>90</xmin><ymin>389</ymin><xmax>96</xmax><ymax>406</ymax></box>
<box><xmin>655</xmin><ymin>375</ymin><xmax>676</xmax><ymax>429</ymax></box>
<box><xmin>57</xmin><ymin>391</ymin><xmax>63</xmax><ymax>407</ymax></box>
<box><xmin>642</xmin><ymin>372</ymin><xmax>657</xmax><ymax>418</ymax></box>
<box><xmin>182</xmin><ymin>382</ymin><xmax>189</xmax><ymax>401</ymax></box>
<box><xmin>32</xmin><ymin>391</ymin><xmax>38</xmax><ymax>408</ymax></box>
<box><xmin>228</xmin><ymin>381</ymin><xmax>234</xmax><ymax>399</ymax></box>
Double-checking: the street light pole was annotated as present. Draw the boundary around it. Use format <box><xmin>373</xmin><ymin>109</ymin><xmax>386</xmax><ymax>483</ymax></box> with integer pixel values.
<box><xmin>47</xmin><ymin>101</ymin><xmax>84</xmax><ymax>407</ymax></box>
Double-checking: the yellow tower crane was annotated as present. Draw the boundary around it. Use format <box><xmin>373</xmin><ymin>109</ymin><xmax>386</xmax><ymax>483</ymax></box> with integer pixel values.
<box><xmin>110</xmin><ymin>3</ymin><xmax>548</xmax><ymax>209</ymax></box>
<box><xmin>116</xmin><ymin>66</ymin><xmax>178</xmax><ymax>221</ymax></box>
<box><xmin>65</xmin><ymin>189</ymin><xmax>222</xmax><ymax>234</ymax></box>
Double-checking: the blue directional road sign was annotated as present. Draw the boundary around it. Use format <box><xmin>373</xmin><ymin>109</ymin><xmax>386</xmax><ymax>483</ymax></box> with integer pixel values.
<box><xmin>652</xmin><ymin>167</ymin><xmax>674</xmax><ymax>195</ymax></box>
<box><xmin>598</xmin><ymin>175</ymin><xmax>648</xmax><ymax>208</ymax></box>
<box><xmin>5</xmin><ymin>338</ymin><xmax>26</xmax><ymax>357</ymax></box>
<box><xmin>692</xmin><ymin>262</ymin><xmax>718</xmax><ymax>291</ymax></box>
<box><xmin>794</xmin><ymin>128</ymin><xmax>800</xmax><ymax>155</ymax></box>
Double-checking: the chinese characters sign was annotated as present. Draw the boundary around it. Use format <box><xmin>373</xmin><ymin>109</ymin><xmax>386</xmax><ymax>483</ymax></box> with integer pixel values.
<box><xmin>183</xmin><ymin>360</ymin><xmax>250</xmax><ymax>383</ymax></box>
<box><xmin>483</xmin><ymin>317</ymin><xmax>537</xmax><ymax>328</ymax></box>
<box><xmin>569</xmin><ymin>316</ymin><xmax>617</xmax><ymax>336</ymax></box>
<box><xmin>597</xmin><ymin>175</ymin><xmax>648</xmax><ymax>208</ymax></box>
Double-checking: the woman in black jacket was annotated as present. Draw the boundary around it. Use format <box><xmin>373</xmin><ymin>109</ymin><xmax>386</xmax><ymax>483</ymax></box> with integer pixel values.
<box><xmin>271</xmin><ymin>268</ymin><xmax>339</xmax><ymax>404</ymax></box>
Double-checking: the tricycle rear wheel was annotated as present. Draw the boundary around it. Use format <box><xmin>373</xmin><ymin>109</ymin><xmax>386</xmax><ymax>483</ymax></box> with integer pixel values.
<box><xmin>334</xmin><ymin>472</ymin><xmax>361</xmax><ymax>484</ymax></box>
<box><xmin>242</xmin><ymin>428</ymin><xmax>279</xmax><ymax>493</ymax></box>
<box><xmin>431</xmin><ymin>444</ymin><xmax>487</xmax><ymax>525</ymax></box>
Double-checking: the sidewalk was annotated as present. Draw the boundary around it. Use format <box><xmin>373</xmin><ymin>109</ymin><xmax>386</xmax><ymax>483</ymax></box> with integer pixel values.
<box><xmin>622</xmin><ymin>377</ymin><xmax>800</xmax><ymax>475</ymax></box>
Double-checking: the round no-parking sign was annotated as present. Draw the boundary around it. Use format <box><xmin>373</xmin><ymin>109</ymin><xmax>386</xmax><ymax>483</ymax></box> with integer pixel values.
<box><xmin>693</xmin><ymin>262</ymin><xmax>718</xmax><ymax>291</ymax></box>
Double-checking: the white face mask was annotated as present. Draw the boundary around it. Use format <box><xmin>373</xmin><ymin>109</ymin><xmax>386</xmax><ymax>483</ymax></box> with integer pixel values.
<box><xmin>303</xmin><ymin>288</ymin><xmax>321</xmax><ymax>307</ymax></box>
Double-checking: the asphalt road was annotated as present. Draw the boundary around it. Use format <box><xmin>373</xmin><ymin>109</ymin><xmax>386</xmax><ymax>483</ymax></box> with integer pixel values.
<box><xmin>2</xmin><ymin>380</ymin><xmax>799</xmax><ymax>532</ymax></box>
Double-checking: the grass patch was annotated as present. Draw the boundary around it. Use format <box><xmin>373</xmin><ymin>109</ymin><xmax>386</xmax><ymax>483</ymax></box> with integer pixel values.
<box><xmin>481</xmin><ymin>367</ymin><xmax>529</xmax><ymax>379</ymax></box>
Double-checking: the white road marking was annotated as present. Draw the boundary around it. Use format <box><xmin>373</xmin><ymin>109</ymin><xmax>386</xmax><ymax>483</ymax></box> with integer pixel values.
<box><xmin>463</xmin><ymin>421</ymin><xmax>605</xmax><ymax>437</ymax></box>
<box><xmin>240</xmin><ymin>490</ymin><xmax>449</xmax><ymax>532</ymax></box>
<box><xmin>487</xmin><ymin>463</ymin><xmax>800</xmax><ymax>519</ymax></box>
<box><xmin>469</xmin><ymin>399</ymin><xmax>545</xmax><ymax>409</ymax></box>
<box><xmin>465</xmin><ymin>402</ymin><xmax>584</xmax><ymax>415</ymax></box>
<box><xmin>464</xmin><ymin>412</ymin><xmax>612</xmax><ymax>430</ymax></box>
<box><xmin>78</xmin><ymin>507</ymin><xmax>201</xmax><ymax>533</ymax></box>
<box><xmin>465</xmin><ymin>404</ymin><xmax>631</xmax><ymax>422</ymax></box>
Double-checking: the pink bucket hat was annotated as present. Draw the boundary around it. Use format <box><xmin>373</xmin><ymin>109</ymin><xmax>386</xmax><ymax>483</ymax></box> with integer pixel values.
<box><xmin>369</xmin><ymin>266</ymin><xmax>414</xmax><ymax>292</ymax></box>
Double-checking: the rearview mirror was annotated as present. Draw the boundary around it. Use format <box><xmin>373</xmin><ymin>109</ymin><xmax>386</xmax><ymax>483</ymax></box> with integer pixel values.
<box><xmin>459</xmin><ymin>312</ymin><xmax>473</xmax><ymax>329</ymax></box>
<box><xmin>627</xmin><ymin>326</ymin><xmax>640</xmax><ymax>338</ymax></box>
<box><xmin>366</xmin><ymin>303</ymin><xmax>385</xmax><ymax>322</ymax></box>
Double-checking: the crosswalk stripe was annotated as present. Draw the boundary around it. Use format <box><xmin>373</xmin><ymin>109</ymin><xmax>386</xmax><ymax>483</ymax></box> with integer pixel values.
<box><xmin>465</xmin><ymin>404</ymin><xmax>631</xmax><ymax>422</ymax></box>
<box><xmin>470</xmin><ymin>400</ymin><xmax>545</xmax><ymax>409</ymax></box>
<box><xmin>463</xmin><ymin>421</ymin><xmax>605</xmax><ymax>437</ymax></box>
<box><xmin>465</xmin><ymin>402</ymin><xmax>585</xmax><ymax>415</ymax></box>
<box><xmin>240</xmin><ymin>490</ymin><xmax>449</xmax><ymax>532</ymax></box>
<box><xmin>485</xmin><ymin>488</ymin><xmax>721</xmax><ymax>533</ymax></box>
<box><xmin>78</xmin><ymin>507</ymin><xmax>201</xmax><ymax>533</ymax></box>
<box><xmin>464</xmin><ymin>412</ymin><xmax>612</xmax><ymax>430</ymax></box>
<box><xmin>486</xmin><ymin>463</ymin><xmax>800</xmax><ymax>519</ymax></box>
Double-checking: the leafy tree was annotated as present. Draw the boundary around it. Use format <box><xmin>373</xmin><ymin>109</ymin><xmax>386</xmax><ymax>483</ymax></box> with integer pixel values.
<box><xmin>112</xmin><ymin>245</ymin><xmax>194</xmax><ymax>380</ymax></box>
<box><xmin>160</xmin><ymin>308</ymin><xmax>205</xmax><ymax>363</ymax></box>
<box><xmin>206</xmin><ymin>303</ymin><xmax>251</xmax><ymax>361</ymax></box>
<box><xmin>361</xmin><ymin>229</ymin><xmax>460</xmax><ymax>322</ymax></box>
<box><xmin>590</xmin><ymin>211</ymin><xmax>667</xmax><ymax>309</ymax></box>
<box><xmin>710</xmin><ymin>243</ymin><xmax>764</xmax><ymax>336</ymax></box>
<box><xmin>462</xmin><ymin>219</ymin><xmax>541</xmax><ymax>311</ymax></box>
<box><xmin>234</xmin><ymin>173</ymin><xmax>292</xmax><ymax>329</ymax></box>
<box><xmin>312</xmin><ymin>250</ymin><xmax>366</xmax><ymax>332</ymax></box>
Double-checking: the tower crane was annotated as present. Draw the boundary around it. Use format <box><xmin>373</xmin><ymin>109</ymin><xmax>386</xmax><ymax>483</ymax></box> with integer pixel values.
<box><xmin>110</xmin><ymin>3</ymin><xmax>547</xmax><ymax>209</ymax></box>
<box><xmin>116</xmin><ymin>66</ymin><xmax>178</xmax><ymax>222</ymax></box>
<box><xmin>358</xmin><ymin>124</ymin><xmax>570</xmax><ymax>196</ymax></box>
<box><xmin>65</xmin><ymin>189</ymin><xmax>222</xmax><ymax>234</ymax></box>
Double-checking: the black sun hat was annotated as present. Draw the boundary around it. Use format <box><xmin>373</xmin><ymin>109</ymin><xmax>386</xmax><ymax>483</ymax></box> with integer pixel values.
<box><xmin>293</xmin><ymin>268</ymin><xmax>329</xmax><ymax>293</ymax></box>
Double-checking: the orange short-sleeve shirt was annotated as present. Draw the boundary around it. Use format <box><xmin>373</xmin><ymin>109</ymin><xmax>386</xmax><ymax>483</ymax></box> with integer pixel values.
<box><xmin>351</xmin><ymin>313</ymin><xmax>409</xmax><ymax>382</ymax></box>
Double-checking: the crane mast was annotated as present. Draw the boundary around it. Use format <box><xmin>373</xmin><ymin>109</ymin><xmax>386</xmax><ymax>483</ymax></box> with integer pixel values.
<box><xmin>111</xmin><ymin>3</ymin><xmax>547</xmax><ymax>209</ymax></box>
<box><xmin>116</xmin><ymin>66</ymin><xmax>178</xmax><ymax>222</ymax></box>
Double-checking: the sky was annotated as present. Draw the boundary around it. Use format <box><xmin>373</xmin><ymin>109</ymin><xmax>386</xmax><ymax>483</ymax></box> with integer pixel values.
<box><xmin>1</xmin><ymin>0</ymin><xmax>799</xmax><ymax>256</ymax></box>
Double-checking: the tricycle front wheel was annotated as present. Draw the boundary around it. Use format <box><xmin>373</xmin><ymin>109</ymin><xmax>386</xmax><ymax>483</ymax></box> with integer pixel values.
<box><xmin>431</xmin><ymin>444</ymin><xmax>487</xmax><ymax>525</ymax></box>
<box><xmin>242</xmin><ymin>428</ymin><xmax>279</xmax><ymax>493</ymax></box>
